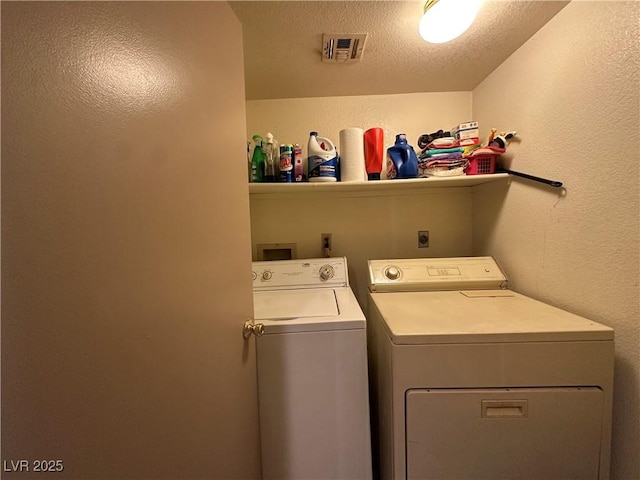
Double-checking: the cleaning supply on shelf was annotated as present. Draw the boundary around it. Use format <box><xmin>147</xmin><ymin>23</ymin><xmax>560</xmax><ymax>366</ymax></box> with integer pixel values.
<box><xmin>308</xmin><ymin>131</ymin><xmax>338</xmax><ymax>182</ymax></box>
<box><xmin>250</xmin><ymin>135</ymin><xmax>265</xmax><ymax>183</ymax></box>
<box><xmin>279</xmin><ymin>144</ymin><xmax>293</xmax><ymax>182</ymax></box>
<box><xmin>293</xmin><ymin>144</ymin><xmax>305</xmax><ymax>182</ymax></box>
<box><xmin>489</xmin><ymin>130</ymin><xmax>517</xmax><ymax>149</ymax></box>
<box><xmin>263</xmin><ymin>132</ymin><xmax>278</xmax><ymax>183</ymax></box>
<box><xmin>451</xmin><ymin>121</ymin><xmax>479</xmax><ymax>141</ymax></box>
<box><xmin>386</xmin><ymin>134</ymin><xmax>418</xmax><ymax>179</ymax></box>
<box><xmin>339</xmin><ymin>127</ymin><xmax>366</xmax><ymax>182</ymax></box>
<box><xmin>364</xmin><ymin>127</ymin><xmax>384</xmax><ymax>180</ymax></box>
<box><xmin>246</xmin><ymin>140</ymin><xmax>252</xmax><ymax>182</ymax></box>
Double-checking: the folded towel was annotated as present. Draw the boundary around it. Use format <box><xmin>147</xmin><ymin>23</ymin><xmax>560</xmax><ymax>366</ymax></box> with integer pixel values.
<box><xmin>425</xmin><ymin>152</ymin><xmax>463</xmax><ymax>161</ymax></box>
<box><xmin>423</xmin><ymin>138</ymin><xmax>479</xmax><ymax>151</ymax></box>
<box><xmin>427</xmin><ymin>137</ymin><xmax>456</xmax><ymax>148</ymax></box>
<box><xmin>422</xmin><ymin>159</ymin><xmax>468</xmax><ymax>168</ymax></box>
<box><xmin>419</xmin><ymin>147</ymin><xmax>465</xmax><ymax>159</ymax></box>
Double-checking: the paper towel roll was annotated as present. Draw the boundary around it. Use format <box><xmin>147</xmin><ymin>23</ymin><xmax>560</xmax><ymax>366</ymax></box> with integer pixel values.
<box><xmin>339</xmin><ymin>127</ymin><xmax>366</xmax><ymax>182</ymax></box>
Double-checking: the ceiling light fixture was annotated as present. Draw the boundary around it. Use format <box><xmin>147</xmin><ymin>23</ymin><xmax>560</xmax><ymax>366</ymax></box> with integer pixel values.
<box><xmin>419</xmin><ymin>0</ymin><xmax>484</xmax><ymax>44</ymax></box>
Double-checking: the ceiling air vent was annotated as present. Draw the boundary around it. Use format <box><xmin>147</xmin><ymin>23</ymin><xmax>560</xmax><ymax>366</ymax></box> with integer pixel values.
<box><xmin>322</xmin><ymin>34</ymin><xmax>367</xmax><ymax>63</ymax></box>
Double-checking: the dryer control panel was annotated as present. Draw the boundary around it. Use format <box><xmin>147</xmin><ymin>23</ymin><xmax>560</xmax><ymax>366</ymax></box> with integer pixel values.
<box><xmin>253</xmin><ymin>257</ymin><xmax>349</xmax><ymax>291</ymax></box>
<box><xmin>368</xmin><ymin>256</ymin><xmax>507</xmax><ymax>292</ymax></box>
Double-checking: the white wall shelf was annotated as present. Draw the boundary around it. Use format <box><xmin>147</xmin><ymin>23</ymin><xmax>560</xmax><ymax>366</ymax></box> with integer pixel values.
<box><xmin>248</xmin><ymin>173</ymin><xmax>509</xmax><ymax>196</ymax></box>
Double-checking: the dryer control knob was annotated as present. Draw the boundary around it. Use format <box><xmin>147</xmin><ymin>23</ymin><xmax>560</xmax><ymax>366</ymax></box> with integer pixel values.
<box><xmin>319</xmin><ymin>264</ymin><xmax>335</xmax><ymax>281</ymax></box>
<box><xmin>385</xmin><ymin>266</ymin><xmax>401</xmax><ymax>280</ymax></box>
<box><xmin>262</xmin><ymin>271</ymin><xmax>272</xmax><ymax>281</ymax></box>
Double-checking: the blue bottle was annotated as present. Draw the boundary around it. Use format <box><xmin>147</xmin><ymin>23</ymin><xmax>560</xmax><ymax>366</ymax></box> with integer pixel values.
<box><xmin>386</xmin><ymin>134</ymin><xmax>419</xmax><ymax>179</ymax></box>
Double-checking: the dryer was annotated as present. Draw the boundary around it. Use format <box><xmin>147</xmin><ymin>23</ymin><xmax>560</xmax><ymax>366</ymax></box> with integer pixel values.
<box><xmin>252</xmin><ymin>257</ymin><xmax>372</xmax><ymax>480</ymax></box>
<box><xmin>367</xmin><ymin>256</ymin><xmax>614</xmax><ymax>480</ymax></box>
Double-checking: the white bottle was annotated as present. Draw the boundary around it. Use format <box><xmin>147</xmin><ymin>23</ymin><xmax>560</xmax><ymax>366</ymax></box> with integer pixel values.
<box><xmin>307</xmin><ymin>131</ymin><xmax>338</xmax><ymax>182</ymax></box>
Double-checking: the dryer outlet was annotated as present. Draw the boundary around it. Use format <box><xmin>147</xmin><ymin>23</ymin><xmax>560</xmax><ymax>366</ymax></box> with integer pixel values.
<box><xmin>418</xmin><ymin>231</ymin><xmax>429</xmax><ymax>248</ymax></box>
<box><xmin>321</xmin><ymin>233</ymin><xmax>332</xmax><ymax>257</ymax></box>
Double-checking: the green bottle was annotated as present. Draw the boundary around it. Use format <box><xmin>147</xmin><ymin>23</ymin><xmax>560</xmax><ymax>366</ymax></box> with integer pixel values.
<box><xmin>250</xmin><ymin>135</ymin><xmax>265</xmax><ymax>182</ymax></box>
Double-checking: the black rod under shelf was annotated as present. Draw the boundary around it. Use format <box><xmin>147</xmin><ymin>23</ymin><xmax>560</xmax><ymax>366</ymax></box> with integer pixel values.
<box><xmin>498</xmin><ymin>168</ymin><xmax>563</xmax><ymax>188</ymax></box>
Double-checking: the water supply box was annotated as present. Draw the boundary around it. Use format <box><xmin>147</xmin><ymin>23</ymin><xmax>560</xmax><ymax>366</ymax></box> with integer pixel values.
<box><xmin>452</xmin><ymin>121</ymin><xmax>479</xmax><ymax>140</ymax></box>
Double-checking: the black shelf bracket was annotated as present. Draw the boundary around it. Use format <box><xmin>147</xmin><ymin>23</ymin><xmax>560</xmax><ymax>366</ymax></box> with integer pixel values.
<box><xmin>498</xmin><ymin>168</ymin><xmax>563</xmax><ymax>188</ymax></box>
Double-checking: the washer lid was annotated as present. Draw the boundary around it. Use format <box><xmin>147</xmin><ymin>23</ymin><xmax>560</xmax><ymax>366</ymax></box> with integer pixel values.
<box><xmin>254</xmin><ymin>289</ymin><xmax>338</xmax><ymax>319</ymax></box>
<box><xmin>254</xmin><ymin>287</ymin><xmax>365</xmax><ymax>334</ymax></box>
<box><xmin>369</xmin><ymin>290</ymin><xmax>614</xmax><ymax>344</ymax></box>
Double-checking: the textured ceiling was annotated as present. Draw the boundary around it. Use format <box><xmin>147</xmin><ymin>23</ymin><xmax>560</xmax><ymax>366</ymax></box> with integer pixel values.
<box><xmin>230</xmin><ymin>0</ymin><xmax>570</xmax><ymax>100</ymax></box>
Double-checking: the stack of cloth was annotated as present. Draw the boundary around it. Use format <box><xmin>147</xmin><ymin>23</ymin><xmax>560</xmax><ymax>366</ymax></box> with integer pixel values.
<box><xmin>418</xmin><ymin>137</ymin><xmax>475</xmax><ymax>177</ymax></box>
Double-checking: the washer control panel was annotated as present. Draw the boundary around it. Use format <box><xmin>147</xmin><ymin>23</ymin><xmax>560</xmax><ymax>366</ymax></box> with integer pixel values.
<box><xmin>252</xmin><ymin>257</ymin><xmax>349</xmax><ymax>290</ymax></box>
<box><xmin>368</xmin><ymin>257</ymin><xmax>508</xmax><ymax>292</ymax></box>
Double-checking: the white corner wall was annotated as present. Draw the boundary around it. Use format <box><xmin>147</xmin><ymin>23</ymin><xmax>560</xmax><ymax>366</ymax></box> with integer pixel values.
<box><xmin>472</xmin><ymin>2</ymin><xmax>639</xmax><ymax>478</ymax></box>
<box><xmin>247</xmin><ymin>92</ymin><xmax>474</xmax><ymax>304</ymax></box>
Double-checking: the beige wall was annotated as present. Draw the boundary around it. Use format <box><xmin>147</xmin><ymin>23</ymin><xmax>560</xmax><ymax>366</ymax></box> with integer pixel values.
<box><xmin>250</xmin><ymin>187</ymin><xmax>474</xmax><ymax>305</ymax></box>
<box><xmin>472</xmin><ymin>2</ymin><xmax>640</xmax><ymax>479</ymax></box>
<box><xmin>247</xmin><ymin>92</ymin><xmax>475</xmax><ymax>304</ymax></box>
<box><xmin>2</xmin><ymin>2</ymin><xmax>260</xmax><ymax>478</ymax></box>
<box><xmin>247</xmin><ymin>92</ymin><xmax>472</xmax><ymax>159</ymax></box>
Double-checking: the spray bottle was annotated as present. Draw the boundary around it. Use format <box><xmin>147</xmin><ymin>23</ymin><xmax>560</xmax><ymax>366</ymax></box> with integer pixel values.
<box><xmin>250</xmin><ymin>135</ymin><xmax>265</xmax><ymax>182</ymax></box>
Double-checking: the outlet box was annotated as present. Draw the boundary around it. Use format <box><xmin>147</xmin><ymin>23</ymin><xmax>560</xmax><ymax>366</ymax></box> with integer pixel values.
<box><xmin>418</xmin><ymin>231</ymin><xmax>429</xmax><ymax>248</ymax></box>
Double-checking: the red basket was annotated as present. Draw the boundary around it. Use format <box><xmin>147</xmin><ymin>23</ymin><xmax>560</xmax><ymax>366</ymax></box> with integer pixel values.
<box><xmin>465</xmin><ymin>154</ymin><xmax>497</xmax><ymax>175</ymax></box>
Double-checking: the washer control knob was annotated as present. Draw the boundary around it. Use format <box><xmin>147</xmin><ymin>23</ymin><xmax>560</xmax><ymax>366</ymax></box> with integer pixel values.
<box><xmin>262</xmin><ymin>271</ymin><xmax>272</xmax><ymax>281</ymax></box>
<box><xmin>252</xmin><ymin>271</ymin><xmax>257</xmax><ymax>281</ymax></box>
<box><xmin>319</xmin><ymin>264</ymin><xmax>335</xmax><ymax>281</ymax></box>
<box><xmin>384</xmin><ymin>266</ymin><xmax>401</xmax><ymax>280</ymax></box>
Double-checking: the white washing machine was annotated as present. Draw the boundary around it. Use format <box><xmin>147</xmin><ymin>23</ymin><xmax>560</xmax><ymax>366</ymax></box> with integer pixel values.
<box><xmin>366</xmin><ymin>256</ymin><xmax>614</xmax><ymax>480</ymax></box>
<box><xmin>252</xmin><ymin>257</ymin><xmax>372</xmax><ymax>480</ymax></box>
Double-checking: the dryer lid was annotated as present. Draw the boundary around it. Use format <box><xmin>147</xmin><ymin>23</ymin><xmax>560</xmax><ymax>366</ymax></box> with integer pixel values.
<box><xmin>369</xmin><ymin>290</ymin><xmax>614</xmax><ymax>344</ymax></box>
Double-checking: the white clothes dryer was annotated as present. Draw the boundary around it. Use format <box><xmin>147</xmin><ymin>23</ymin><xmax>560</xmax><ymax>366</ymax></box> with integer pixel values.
<box><xmin>252</xmin><ymin>257</ymin><xmax>372</xmax><ymax>480</ymax></box>
<box><xmin>367</xmin><ymin>256</ymin><xmax>614</xmax><ymax>480</ymax></box>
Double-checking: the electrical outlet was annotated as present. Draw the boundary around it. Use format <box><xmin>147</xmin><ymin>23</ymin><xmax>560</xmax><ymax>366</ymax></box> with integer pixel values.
<box><xmin>418</xmin><ymin>230</ymin><xmax>429</xmax><ymax>248</ymax></box>
<box><xmin>321</xmin><ymin>233</ymin><xmax>332</xmax><ymax>257</ymax></box>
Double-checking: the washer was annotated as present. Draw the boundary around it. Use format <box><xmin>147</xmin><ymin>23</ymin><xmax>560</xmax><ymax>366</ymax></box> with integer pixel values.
<box><xmin>367</xmin><ymin>256</ymin><xmax>614</xmax><ymax>480</ymax></box>
<box><xmin>252</xmin><ymin>257</ymin><xmax>372</xmax><ymax>480</ymax></box>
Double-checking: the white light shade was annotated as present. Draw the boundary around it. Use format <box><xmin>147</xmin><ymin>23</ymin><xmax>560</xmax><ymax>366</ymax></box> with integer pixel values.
<box><xmin>419</xmin><ymin>0</ymin><xmax>484</xmax><ymax>44</ymax></box>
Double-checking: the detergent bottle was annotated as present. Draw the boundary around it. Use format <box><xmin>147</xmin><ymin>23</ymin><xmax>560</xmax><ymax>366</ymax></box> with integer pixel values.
<box><xmin>308</xmin><ymin>131</ymin><xmax>338</xmax><ymax>182</ymax></box>
<box><xmin>386</xmin><ymin>133</ymin><xmax>418</xmax><ymax>179</ymax></box>
<box><xmin>250</xmin><ymin>135</ymin><xmax>265</xmax><ymax>182</ymax></box>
